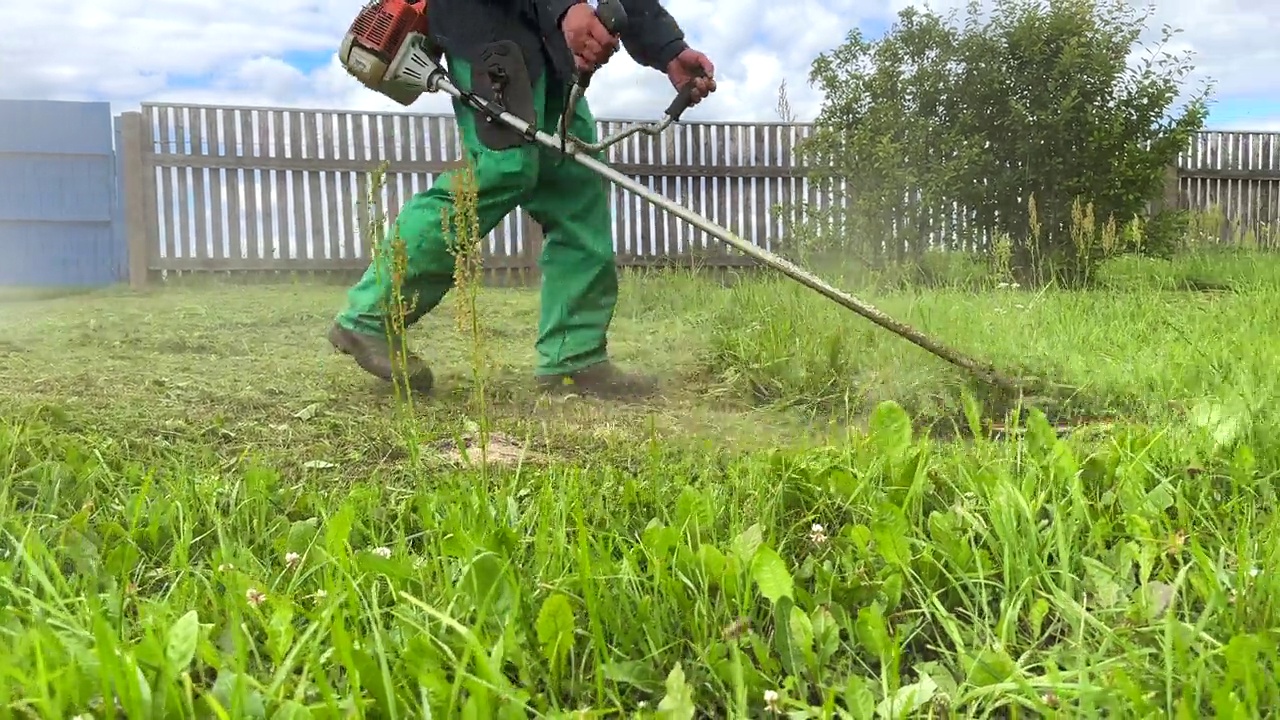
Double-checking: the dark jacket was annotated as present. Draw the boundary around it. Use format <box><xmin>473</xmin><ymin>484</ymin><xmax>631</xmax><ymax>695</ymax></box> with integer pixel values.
<box><xmin>428</xmin><ymin>0</ymin><xmax>689</xmax><ymax>89</ymax></box>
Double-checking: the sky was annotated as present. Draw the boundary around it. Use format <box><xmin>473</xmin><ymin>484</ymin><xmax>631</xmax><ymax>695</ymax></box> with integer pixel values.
<box><xmin>3</xmin><ymin>0</ymin><xmax>1277</xmax><ymax>267</ymax></box>
<box><xmin>2</xmin><ymin>0</ymin><xmax>1278</xmax><ymax>129</ymax></box>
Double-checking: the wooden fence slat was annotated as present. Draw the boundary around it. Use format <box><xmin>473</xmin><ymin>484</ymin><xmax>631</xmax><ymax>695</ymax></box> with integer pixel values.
<box><xmin>711</xmin><ymin>123</ymin><xmax>726</xmax><ymax>258</ymax></box>
<box><xmin>729</xmin><ymin>124</ymin><xmax>744</xmax><ymax>254</ymax></box>
<box><xmin>175</xmin><ymin>108</ymin><xmax>192</xmax><ymax>260</ymax></box>
<box><xmin>225</xmin><ymin>109</ymin><xmax>243</xmax><ymax>266</ymax></box>
<box><xmin>157</xmin><ymin>107</ymin><xmax>178</xmax><ymax>262</ymax></box>
<box><xmin>242</xmin><ymin>109</ymin><xmax>261</xmax><ymax>264</ymax></box>
<box><xmin>691</xmin><ymin>123</ymin><xmax>707</xmax><ymax>252</ymax></box>
<box><xmin>352</xmin><ymin>113</ymin><xmax>371</xmax><ymax>260</ymax></box>
<box><xmin>188</xmin><ymin>107</ymin><xmax>210</xmax><ymax>266</ymax></box>
<box><xmin>141</xmin><ymin>106</ymin><xmax>161</xmax><ymax>274</ymax></box>
<box><xmin>751</xmin><ymin>123</ymin><xmax>766</xmax><ymax>253</ymax></box>
<box><xmin>270</xmin><ymin>110</ymin><xmax>288</xmax><ymax>261</ymax></box>
<box><xmin>334</xmin><ymin>112</ymin><xmax>353</xmax><ymax>260</ymax></box>
<box><xmin>204</xmin><ymin>107</ymin><xmax>225</xmax><ymax>264</ymax></box>
<box><xmin>288</xmin><ymin>110</ymin><xmax>308</xmax><ymax>261</ymax></box>
<box><xmin>383</xmin><ymin>114</ymin><xmax>402</xmax><ymax>236</ymax></box>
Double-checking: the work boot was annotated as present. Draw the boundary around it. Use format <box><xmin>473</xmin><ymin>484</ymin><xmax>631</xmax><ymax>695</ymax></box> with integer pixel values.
<box><xmin>327</xmin><ymin>323</ymin><xmax>434</xmax><ymax>394</ymax></box>
<box><xmin>535</xmin><ymin>361</ymin><xmax>659</xmax><ymax>400</ymax></box>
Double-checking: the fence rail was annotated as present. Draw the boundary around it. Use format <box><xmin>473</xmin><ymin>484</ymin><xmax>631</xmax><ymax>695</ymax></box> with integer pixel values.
<box><xmin>110</xmin><ymin>102</ymin><xmax>1280</xmax><ymax>286</ymax></box>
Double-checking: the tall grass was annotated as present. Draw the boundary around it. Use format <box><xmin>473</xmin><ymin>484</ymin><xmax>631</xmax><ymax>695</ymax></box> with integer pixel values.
<box><xmin>3</xmin><ymin>159</ymin><xmax>1280</xmax><ymax>716</ymax></box>
<box><xmin>1</xmin><ymin>395</ymin><xmax>1278</xmax><ymax>716</ymax></box>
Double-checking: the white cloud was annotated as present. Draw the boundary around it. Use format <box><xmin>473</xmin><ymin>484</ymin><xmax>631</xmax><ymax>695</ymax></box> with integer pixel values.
<box><xmin>1</xmin><ymin>0</ymin><xmax>1275</xmax><ymax>124</ymax></box>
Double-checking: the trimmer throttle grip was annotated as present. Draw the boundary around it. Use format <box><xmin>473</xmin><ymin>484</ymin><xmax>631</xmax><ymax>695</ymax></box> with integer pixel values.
<box><xmin>595</xmin><ymin>0</ymin><xmax>628</xmax><ymax>35</ymax></box>
<box><xmin>665</xmin><ymin>66</ymin><xmax>708</xmax><ymax>121</ymax></box>
<box><xmin>577</xmin><ymin>0</ymin><xmax>628</xmax><ymax>90</ymax></box>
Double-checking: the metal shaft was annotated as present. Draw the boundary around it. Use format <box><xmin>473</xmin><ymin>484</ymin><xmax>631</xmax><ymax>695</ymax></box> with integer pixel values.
<box><xmin>430</xmin><ymin>74</ymin><xmax>1023</xmax><ymax>391</ymax></box>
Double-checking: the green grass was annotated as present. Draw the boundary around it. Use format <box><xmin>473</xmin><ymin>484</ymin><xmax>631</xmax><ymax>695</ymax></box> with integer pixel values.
<box><xmin>1</xmin><ymin>249</ymin><xmax>1279</xmax><ymax>717</ymax></box>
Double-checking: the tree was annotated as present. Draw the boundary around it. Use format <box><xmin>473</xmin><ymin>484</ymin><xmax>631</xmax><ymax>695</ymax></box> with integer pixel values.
<box><xmin>800</xmin><ymin>0</ymin><xmax>1212</xmax><ymax>287</ymax></box>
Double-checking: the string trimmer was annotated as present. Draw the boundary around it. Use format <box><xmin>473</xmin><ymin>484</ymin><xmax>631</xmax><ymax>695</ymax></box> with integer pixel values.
<box><xmin>337</xmin><ymin>0</ymin><xmax>1050</xmax><ymax>397</ymax></box>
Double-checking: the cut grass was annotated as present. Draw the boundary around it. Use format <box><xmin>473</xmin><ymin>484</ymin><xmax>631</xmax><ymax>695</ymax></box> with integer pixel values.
<box><xmin>1</xmin><ymin>250</ymin><xmax>1279</xmax><ymax>717</ymax></box>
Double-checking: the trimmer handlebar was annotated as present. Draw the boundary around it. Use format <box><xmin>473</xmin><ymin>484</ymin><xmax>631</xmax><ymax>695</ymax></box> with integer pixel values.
<box><xmin>560</xmin><ymin>0</ymin><xmax>711</xmax><ymax>151</ymax></box>
<box><xmin>576</xmin><ymin>0</ymin><xmax>628</xmax><ymax>91</ymax></box>
<box><xmin>664</xmin><ymin>65</ymin><xmax>707</xmax><ymax>122</ymax></box>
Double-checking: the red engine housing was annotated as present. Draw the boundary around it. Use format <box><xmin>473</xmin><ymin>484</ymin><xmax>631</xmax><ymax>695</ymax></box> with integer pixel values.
<box><xmin>347</xmin><ymin>0</ymin><xmax>431</xmax><ymax>62</ymax></box>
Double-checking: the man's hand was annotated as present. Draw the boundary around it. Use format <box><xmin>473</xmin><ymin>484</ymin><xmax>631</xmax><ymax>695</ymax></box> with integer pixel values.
<box><xmin>666</xmin><ymin>48</ymin><xmax>716</xmax><ymax>106</ymax></box>
<box><xmin>561</xmin><ymin>3</ymin><xmax>620</xmax><ymax>73</ymax></box>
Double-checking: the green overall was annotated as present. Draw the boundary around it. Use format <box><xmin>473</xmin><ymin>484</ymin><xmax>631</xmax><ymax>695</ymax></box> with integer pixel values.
<box><xmin>334</xmin><ymin>56</ymin><xmax>618</xmax><ymax>377</ymax></box>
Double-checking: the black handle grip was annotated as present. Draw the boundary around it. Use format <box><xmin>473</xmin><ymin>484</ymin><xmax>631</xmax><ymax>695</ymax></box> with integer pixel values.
<box><xmin>577</xmin><ymin>0</ymin><xmax>628</xmax><ymax>90</ymax></box>
<box><xmin>664</xmin><ymin>66</ymin><xmax>708</xmax><ymax>121</ymax></box>
<box><xmin>595</xmin><ymin>0</ymin><xmax>628</xmax><ymax>35</ymax></box>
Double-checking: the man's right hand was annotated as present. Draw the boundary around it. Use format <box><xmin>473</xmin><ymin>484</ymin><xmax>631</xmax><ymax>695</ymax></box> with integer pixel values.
<box><xmin>560</xmin><ymin>3</ymin><xmax>620</xmax><ymax>73</ymax></box>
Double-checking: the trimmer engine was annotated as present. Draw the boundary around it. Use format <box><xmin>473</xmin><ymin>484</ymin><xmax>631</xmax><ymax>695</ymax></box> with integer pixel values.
<box><xmin>338</xmin><ymin>0</ymin><xmax>444</xmax><ymax>106</ymax></box>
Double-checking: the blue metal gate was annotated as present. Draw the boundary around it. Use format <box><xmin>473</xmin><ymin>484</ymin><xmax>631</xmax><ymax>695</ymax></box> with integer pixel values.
<box><xmin>0</xmin><ymin>99</ymin><xmax>124</xmax><ymax>286</ymax></box>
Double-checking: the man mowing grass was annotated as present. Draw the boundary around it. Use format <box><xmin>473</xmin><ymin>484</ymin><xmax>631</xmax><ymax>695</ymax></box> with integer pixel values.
<box><xmin>327</xmin><ymin>0</ymin><xmax>717</xmax><ymax>399</ymax></box>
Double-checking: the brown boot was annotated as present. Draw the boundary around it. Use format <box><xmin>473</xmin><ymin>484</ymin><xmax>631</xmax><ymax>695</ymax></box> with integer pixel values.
<box><xmin>535</xmin><ymin>361</ymin><xmax>659</xmax><ymax>400</ymax></box>
<box><xmin>327</xmin><ymin>323</ymin><xmax>434</xmax><ymax>394</ymax></box>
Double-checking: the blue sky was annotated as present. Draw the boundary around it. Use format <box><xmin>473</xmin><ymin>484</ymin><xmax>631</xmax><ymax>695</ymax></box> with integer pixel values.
<box><xmin>1204</xmin><ymin>98</ymin><xmax>1280</xmax><ymax>130</ymax></box>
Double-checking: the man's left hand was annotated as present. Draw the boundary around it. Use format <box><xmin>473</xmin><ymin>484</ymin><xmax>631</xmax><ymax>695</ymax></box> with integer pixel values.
<box><xmin>666</xmin><ymin>49</ymin><xmax>716</xmax><ymax>107</ymax></box>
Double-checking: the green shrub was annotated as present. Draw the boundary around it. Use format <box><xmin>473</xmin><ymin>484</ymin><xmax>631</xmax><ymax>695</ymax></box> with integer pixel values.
<box><xmin>801</xmin><ymin>0</ymin><xmax>1211</xmax><ymax>287</ymax></box>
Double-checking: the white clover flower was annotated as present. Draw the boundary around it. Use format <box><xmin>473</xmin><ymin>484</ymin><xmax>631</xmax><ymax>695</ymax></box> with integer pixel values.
<box><xmin>809</xmin><ymin>523</ymin><xmax>828</xmax><ymax>545</ymax></box>
<box><xmin>763</xmin><ymin>689</ymin><xmax>780</xmax><ymax>713</ymax></box>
